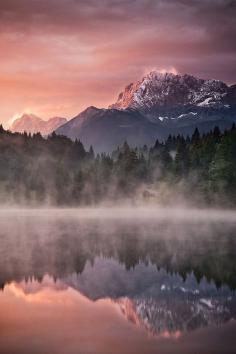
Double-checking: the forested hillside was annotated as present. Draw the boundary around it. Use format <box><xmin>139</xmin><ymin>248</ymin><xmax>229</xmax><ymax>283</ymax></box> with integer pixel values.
<box><xmin>0</xmin><ymin>124</ymin><xmax>236</xmax><ymax>206</ymax></box>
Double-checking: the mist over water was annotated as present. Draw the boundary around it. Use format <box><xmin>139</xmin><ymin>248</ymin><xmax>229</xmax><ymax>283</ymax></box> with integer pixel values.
<box><xmin>0</xmin><ymin>207</ymin><xmax>236</xmax><ymax>354</ymax></box>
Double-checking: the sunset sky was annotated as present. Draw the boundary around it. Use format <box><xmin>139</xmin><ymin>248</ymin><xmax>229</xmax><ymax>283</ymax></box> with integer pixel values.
<box><xmin>0</xmin><ymin>0</ymin><xmax>236</xmax><ymax>127</ymax></box>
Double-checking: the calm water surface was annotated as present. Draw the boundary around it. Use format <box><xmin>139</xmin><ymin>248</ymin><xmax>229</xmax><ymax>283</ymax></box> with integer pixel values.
<box><xmin>0</xmin><ymin>208</ymin><xmax>236</xmax><ymax>354</ymax></box>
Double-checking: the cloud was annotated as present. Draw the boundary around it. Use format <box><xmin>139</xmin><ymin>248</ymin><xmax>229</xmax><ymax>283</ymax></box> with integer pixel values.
<box><xmin>0</xmin><ymin>0</ymin><xmax>235</xmax><ymax>125</ymax></box>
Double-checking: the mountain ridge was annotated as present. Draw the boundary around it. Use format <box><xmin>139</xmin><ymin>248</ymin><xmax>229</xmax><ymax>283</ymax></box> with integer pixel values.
<box><xmin>10</xmin><ymin>114</ymin><xmax>67</xmax><ymax>136</ymax></box>
<box><xmin>55</xmin><ymin>71</ymin><xmax>236</xmax><ymax>152</ymax></box>
<box><xmin>110</xmin><ymin>72</ymin><xmax>232</xmax><ymax>114</ymax></box>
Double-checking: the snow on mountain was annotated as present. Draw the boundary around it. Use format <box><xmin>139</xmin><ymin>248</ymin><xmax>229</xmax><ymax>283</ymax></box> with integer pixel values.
<box><xmin>110</xmin><ymin>72</ymin><xmax>232</xmax><ymax>114</ymax></box>
<box><xmin>10</xmin><ymin>114</ymin><xmax>67</xmax><ymax>136</ymax></box>
<box><xmin>52</xmin><ymin>71</ymin><xmax>236</xmax><ymax>151</ymax></box>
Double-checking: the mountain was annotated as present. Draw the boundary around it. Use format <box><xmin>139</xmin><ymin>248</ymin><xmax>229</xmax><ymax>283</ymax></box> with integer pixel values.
<box><xmin>10</xmin><ymin>114</ymin><xmax>67</xmax><ymax>136</ymax></box>
<box><xmin>56</xmin><ymin>106</ymin><xmax>165</xmax><ymax>152</ymax></box>
<box><xmin>56</xmin><ymin>72</ymin><xmax>236</xmax><ymax>152</ymax></box>
<box><xmin>110</xmin><ymin>72</ymin><xmax>230</xmax><ymax>111</ymax></box>
<box><xmin>110</xmin><ymin>71</ymin><xmax>236</xmax><ymax>124</ymax></box>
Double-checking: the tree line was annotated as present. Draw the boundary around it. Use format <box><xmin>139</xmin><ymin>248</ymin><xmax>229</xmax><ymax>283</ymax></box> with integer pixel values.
<box><xmin>0</xmin><ymin>124</ymin><xmax>236</xmax><ymax>206</ymax></box>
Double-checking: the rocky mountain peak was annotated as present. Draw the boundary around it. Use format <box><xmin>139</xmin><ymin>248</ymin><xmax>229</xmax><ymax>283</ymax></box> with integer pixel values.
<box><xmin>110</xmin><ymin>71</ymin><xmax>229</xmax><ymax>112</ymax></box>
<box><xmin>56</xmin><ymin>71</ymin><xmax>235</xmax><ymax>152</ymax></box>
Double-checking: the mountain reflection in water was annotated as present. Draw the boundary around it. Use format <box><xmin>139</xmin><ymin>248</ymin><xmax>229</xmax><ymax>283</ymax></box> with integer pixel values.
<box><xmin>0</xmin><ymin>208</ymin><xmax>236</xmax><ymax>354</ymax></box>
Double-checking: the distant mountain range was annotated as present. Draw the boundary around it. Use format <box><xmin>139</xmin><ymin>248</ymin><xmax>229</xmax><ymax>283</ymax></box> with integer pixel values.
<box><xmin>9</xmin><ymin>72</ymin><xmax>236</xmax><ymax>151</ymax></box>
<box><xmin>56</xmin><ymin>72</ymin><xmax>236</xmax><ymax>152</ymax></box>
<box><xmin>10</xmin><ymin>113</ymin><xmax>67</xmax><ymax>136</ymax></box>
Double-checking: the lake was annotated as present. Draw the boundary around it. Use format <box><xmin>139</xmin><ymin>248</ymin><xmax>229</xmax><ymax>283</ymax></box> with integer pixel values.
<box><xmin>0</xmin><ymin>208</ymin><xmax>236</xmax><ymax>354</ymax></box>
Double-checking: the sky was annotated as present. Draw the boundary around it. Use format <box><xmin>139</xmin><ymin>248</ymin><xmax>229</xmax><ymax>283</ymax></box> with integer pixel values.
<box><xmin>0</xmin><ymin>0</ymin><xmax>236</xmax><ymax>127</ymax></box>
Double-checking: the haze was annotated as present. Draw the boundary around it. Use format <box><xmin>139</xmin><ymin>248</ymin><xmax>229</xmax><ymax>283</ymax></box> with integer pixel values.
<box><xmin>0</xmin><ymin>0</ymin><xmax>236</xmax><ymax>126</ymax></box>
